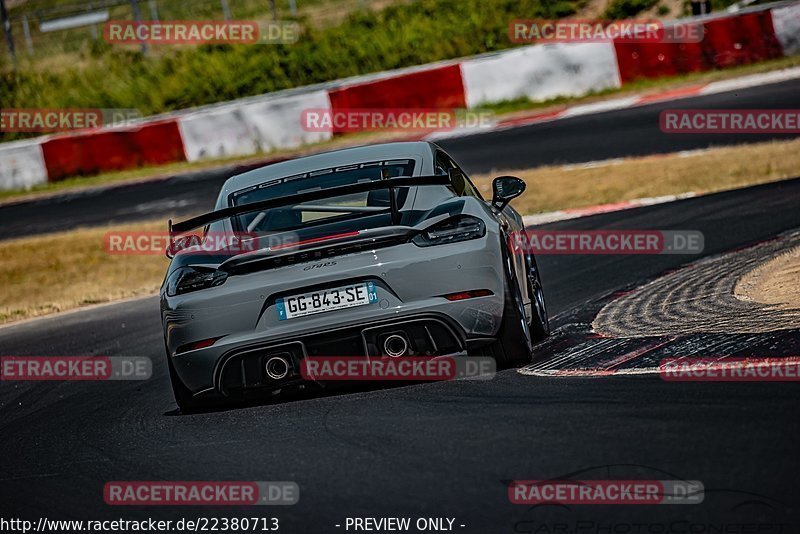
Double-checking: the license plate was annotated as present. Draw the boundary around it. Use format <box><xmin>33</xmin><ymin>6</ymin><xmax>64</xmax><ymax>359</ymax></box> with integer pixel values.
<box><xmin>276</xmin><ymin>282</ymin><xmax>377</xmax><ymax>320</ymax></box>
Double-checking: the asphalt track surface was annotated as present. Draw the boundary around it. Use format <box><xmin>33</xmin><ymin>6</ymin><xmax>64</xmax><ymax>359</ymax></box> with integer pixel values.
<box><xmin>1</xmin><ymin>175</ymin><xmax>799</xmax><ymax>531</ymax></box>
<box><xmin>1</xmin><ymin>77</ymin><xmax>799</xmax><ymax>241</ymax></box>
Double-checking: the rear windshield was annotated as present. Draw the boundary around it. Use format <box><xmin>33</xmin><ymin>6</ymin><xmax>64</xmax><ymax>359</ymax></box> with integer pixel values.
<box><xmin>230</xmin><ymin>159</ymin><xmax>415</xmax><ymax>234</ymax></box>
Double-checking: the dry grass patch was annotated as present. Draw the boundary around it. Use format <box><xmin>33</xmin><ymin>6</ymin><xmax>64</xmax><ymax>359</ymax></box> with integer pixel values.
<box><xmin>471</xmin><ymin>138</ymin><xmax>800</xmax><ymax>214</ymax></box>
<box><xmin>0</xmin><ymin>220</ymin><xmax>169</xmax><ymax>324</ymax></box>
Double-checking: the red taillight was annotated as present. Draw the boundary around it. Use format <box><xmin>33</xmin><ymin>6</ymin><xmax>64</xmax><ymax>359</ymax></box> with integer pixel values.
<box><xmin>443</xmin><ymin>289</ymin><xmax>494</xmax><ymax>301</ymax></box>
<box><xmin>176</xmin><ymin>336</ymin><xmax>222</xmax><ymax>355</ymax></box>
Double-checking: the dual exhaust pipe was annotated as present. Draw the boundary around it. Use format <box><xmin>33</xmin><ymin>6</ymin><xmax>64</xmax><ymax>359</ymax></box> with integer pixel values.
<box><xmin>265</xmin><ymin>333</ymin><xmax>410</xmax><ymax>380</ymax></box>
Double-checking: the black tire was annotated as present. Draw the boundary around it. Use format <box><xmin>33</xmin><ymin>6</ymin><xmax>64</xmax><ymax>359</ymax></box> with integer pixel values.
<box><xmin>526</xmin><ymin>253</ymin><xmax>550</xmax><ymax>342</ymax></box>
<box><xmin>480</xmin><ymin>240</ymin><xmax>533</xmax><ymax>368</ymax></box>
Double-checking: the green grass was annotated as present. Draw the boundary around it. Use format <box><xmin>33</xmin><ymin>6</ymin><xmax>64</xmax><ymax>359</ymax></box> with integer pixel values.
<box><xmin>1</xmin><ymin>0</ymin><xmax>581</xmax><ymax>142</ymax></box>
<box><xmin>7</xmin><ymin>0</ymin><xmax>412</xmax><ymax>62</ymax></box>
<box><xmin>604</xmin><ymin>0</ymin><xmax>659</xmax><ymax>19</ymax></box>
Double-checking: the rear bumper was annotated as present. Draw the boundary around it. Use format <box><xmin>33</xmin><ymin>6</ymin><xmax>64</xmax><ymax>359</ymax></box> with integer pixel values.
<box><xmin>212</xmin><ymin>312</ymin><xmax>496</xmax><ymax>398</ymax></box>
<box><xmin>171</xmin><ymin>304</ymin><xmax>500</xmax><ymax>396</ymax></box>
<box><xmin>163</xmin><ymin>237</ymin><xmax>506</xmax><ymax>395</ymax></box>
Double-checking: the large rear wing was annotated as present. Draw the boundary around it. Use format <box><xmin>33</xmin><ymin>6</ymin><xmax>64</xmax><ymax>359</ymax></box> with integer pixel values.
<box><xmin>168</xmin><ymin>174</ymin><xmax>451</xmax><ymax>242</ymax></box>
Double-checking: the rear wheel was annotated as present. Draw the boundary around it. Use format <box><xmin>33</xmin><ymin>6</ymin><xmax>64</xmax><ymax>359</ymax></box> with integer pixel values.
<box><xmin>526</xmin><ymin>253</ymin><xmax>550</xmax><ymax>342</ymax></box>
<box><xmin>480</xmin><ymin>241</ymin><xmax>533</xmax><ymax>368</ymax></box>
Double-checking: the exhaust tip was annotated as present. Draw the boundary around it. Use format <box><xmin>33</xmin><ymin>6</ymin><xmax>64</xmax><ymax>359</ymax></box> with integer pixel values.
<box><xmin>265</xmin><ymin>356</ymin><xmax>290</xmax><ymax>380</ymax></box>
<box><xmin>383</xmin><ymin>334</ymin><xmax>409</xmax><ymax>358</ymax></box>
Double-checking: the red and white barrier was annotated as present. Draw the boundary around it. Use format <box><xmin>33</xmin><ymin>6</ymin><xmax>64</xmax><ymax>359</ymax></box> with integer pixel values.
<box><xmin>178</xmin><ymin>105</ymin><xmax>259</xmax><ymax>162</ymax></box>
<box><xmin>240</xmin><ymin>90</ymin><xmax>333</xmax><ymax>154</ymax></box>
<box><xmin>772</xmin><ymin>2</ymin><xmax>800</xmax><ymax>55</ymax></box>
<box><xmin>177</xmin><ymin>89</ymin><xmax>333</xmax><ymax>163</ymax></box>
<box><xmin>40</xmin><ymin>119</ymin><xmax>185</xmax><ymax>182</ymax></box>
<box><xmin>461</xmin><ymin>42</ymin><xmax>621</xmax><ymax>108</ymax></box>
<box><xmin>327</xmin><ymin>65</ymin><xmax>466</xmax><ymax>134</ymax></box>
<box><xmin>614</xmin><ymin>10</ymin><xmax>783</xmax><ymax>83</ymax></box>
<box><xmin>0</xmin><ymin>2</ymin><xmax>797</xmax><ymax>191</ymax></box>
<box><xmin>0</xmin><ymin>139</ymin><xmax>48</xmax><ymax>190</ymax></box>
<box><xmin>331</xmin><ymin>64</ymin><xmax>465</xmax><ymax>110</ymax></box>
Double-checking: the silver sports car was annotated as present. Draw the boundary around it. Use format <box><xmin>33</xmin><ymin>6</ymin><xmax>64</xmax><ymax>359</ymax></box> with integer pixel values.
<box><xmin>161</xmin><ymin>141</ymin><xmax>549</xmax><ymax>410</ymax></box>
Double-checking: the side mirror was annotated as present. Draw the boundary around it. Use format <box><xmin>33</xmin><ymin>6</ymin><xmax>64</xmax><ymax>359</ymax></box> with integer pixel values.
<box><xmin>491</xmin><ymin>176</ymin><xmax>526</xmax><ymax>210</ymax></box>
<box><xmin>167</xmin><ymin>234</ymin><xmax>202</xmax><ymax>258</ymax></box>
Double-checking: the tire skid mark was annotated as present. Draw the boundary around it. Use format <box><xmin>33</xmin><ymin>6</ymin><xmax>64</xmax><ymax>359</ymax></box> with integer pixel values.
<box><xmin>523</xmin><ymin>231</ymin><xmax>800</xmax><ymax>378</ymax></box>
<box><xmin>593</xmin><ymin>231</ymin><xmax>800</xmax><ymax>337</ymax></box>
<box><xmin>524</xmin><ymin>329</ymin><xmax>800</xmax><ymax>378</ymax></box>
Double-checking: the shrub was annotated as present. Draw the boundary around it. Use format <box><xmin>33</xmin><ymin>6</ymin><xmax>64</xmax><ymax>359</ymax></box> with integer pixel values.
<box><xmin>2</xmin><ymin>0</ymin><xmax>583</xmax><ymax>143</ymax></box>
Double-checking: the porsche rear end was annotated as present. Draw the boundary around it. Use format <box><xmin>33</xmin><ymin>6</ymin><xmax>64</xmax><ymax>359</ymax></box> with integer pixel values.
<box><xmin>161</xmin><ymin>176</ymin><xmax>506</xmax><ymax>402</ymax></box>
